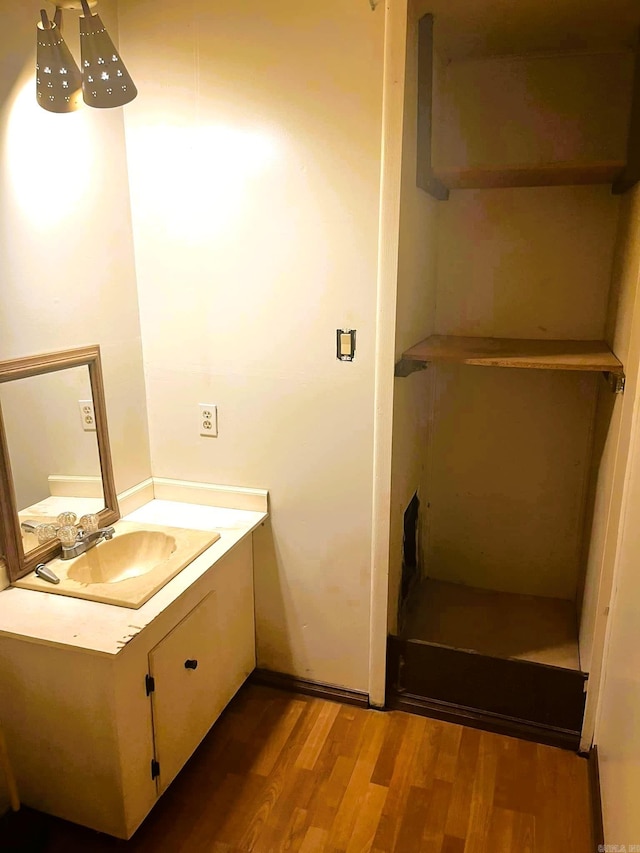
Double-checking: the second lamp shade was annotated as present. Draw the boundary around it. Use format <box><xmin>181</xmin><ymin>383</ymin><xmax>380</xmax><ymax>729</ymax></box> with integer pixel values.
<box><xmin>80</xmin><ymin>9</ymin><xmax>137</xmax><ymax>108</ymax></box>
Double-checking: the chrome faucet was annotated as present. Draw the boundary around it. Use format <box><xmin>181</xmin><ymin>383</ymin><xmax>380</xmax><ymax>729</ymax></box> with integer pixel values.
<box><xmin>20</xmin><ymin>513</ymin><xmax>116</xmax><ymax>560</ymax></box>
<box><xmin>60</xmin><ymin>526</ymin><xmax>116</xmax><ymax>560</ymax></box>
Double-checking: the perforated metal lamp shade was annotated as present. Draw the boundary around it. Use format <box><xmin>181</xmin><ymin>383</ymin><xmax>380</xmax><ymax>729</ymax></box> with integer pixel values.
<box><xmin>80</xmin><ymin>8</ymin><xmax>137</xmax><ymax>108</ymax></box>
<box><xmin>36</xmin><ymin>22</ymin><xmax>83</xmax><ymax>113</ymax></box>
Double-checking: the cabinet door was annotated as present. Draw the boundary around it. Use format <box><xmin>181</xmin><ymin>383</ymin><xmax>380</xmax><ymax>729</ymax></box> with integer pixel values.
<box><xmin>149</xmin><ymin>591</ymin><xmax>228</xmax><ymax>792</ymax></box>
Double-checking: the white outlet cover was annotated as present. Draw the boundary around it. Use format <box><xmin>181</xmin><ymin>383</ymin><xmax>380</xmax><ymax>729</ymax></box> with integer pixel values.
<box><xmin>199</xmin><ymin>403</ymin><xmax>218</xmax><ymax>437</ymax></box>
<box><xmin>78</xmin><ymin>400</ymin><xmax>96</xmax><ymax>432</ymax></box>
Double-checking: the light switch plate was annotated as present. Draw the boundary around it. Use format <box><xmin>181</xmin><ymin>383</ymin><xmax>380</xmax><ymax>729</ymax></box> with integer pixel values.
<box><xmin>337</xmin><ymin>329</ymin><xmax>356</xmax><ymax>361</ymax></box>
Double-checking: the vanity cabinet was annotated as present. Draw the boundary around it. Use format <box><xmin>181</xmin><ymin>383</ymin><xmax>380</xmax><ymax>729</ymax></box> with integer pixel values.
<box><xmin>0</xmin><ymin>536</ymin><xmax>255</xmax><ymax>839</ymax></box>
<box><xmin>150</xmin><ymin>582</ymin><xmax>254</xmax><ymax>794</ymax></box>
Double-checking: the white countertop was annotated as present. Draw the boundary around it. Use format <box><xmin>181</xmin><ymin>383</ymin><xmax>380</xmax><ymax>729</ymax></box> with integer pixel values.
<box><xmin>0</xmin><ymin>500</ymin><xmax>267</xmax><ymax>656</ymax></box>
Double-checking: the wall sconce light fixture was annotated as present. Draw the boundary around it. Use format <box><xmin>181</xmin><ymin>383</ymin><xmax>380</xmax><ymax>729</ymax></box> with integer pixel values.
<box><xmin>36</xmin><ymin>9</ymin><xmax>83</xmax><ymax>113</ymax></box>
<box><xmin>36</xmin><ymin>0</ymin><xmax>137</xmax><ymax>113</ymax></box>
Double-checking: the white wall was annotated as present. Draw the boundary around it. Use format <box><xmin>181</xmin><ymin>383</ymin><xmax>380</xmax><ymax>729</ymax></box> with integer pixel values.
<box><xmin>0</xmin><ymin>369</ymin><xmax>101</xmax><ymax>510</ymax></box>
<box><xmin>119</xmin><ymin>0</ymin><xmax>385</xmax><ymax>691</ymax></box>
<box><xmin>0</xmin><ymin>0</ymin><xmax>151</xmax><ymax>811</ymax></box>
<box><xmin>580</xmin><ymin>187</ymin><xmax>640</xmax><ymax>673</ymax></box>
<box><xmin>388</xmin><ymin>0</ymin><xmax>439</xmax><ymax>633</ymax></box>
<box><xmin>0</xmin><ymin>1</ymin><xmax>151</xmax><ymax>504</ymax></box>
<box><xmin>596</xmin><ymin>321</ymin><xmax>640</xmax><ymax>841</ymax></box>
<box><xmin>581</xmin><ymin>187</ymin><xmax>640</xmax><ymax>778</ymax></box>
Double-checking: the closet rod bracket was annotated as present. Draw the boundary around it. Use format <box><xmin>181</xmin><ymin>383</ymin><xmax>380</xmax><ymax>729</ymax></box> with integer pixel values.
<box><xmin>603</xmin><ymin>371</ymin><xmax>625</xmax><ymax>394</ymax></box>
<box><xmin>394</xmin><ymin>359</ymin><xmax>428</xmax><ymax>378</ymax></box>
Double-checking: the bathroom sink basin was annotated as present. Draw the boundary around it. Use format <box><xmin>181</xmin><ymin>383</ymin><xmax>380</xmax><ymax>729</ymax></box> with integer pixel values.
<box><xmin>13</xmin><ymin>521</ymin><xmax>221</xmax><ymax>608</ymax></box>
<box><xmin>68</xmin><ymin>531</ymin><xmax>177</xmax><ymax>585</ymax></box>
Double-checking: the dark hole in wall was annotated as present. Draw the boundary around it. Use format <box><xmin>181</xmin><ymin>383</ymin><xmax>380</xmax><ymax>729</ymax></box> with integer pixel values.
<box><xmin>400</xmin><ymin>492</ymin><xmax>420</xmax><ymax>624</ymax></box>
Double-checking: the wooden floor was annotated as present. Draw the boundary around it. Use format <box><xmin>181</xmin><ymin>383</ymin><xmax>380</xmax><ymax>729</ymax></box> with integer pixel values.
<box><xmin>402</xmin><ymin>579</ymin><xmax>581</xmax><ymax>670</ymax></box>
<box><xmin>38</xmin><ymin>684</ymin><xmax>593</xmax><ymax>852</ymax></box>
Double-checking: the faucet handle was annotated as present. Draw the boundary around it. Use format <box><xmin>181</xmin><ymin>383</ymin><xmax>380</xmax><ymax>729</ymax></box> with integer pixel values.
<box><xmin>21</xmin><ymin>521</ymin><xmax>59</xmax><ymax>544</ymax></box>
<box><xmin>79</xmin><ymin>514</ymin><xmax>99</xmax><ymax>534</ymax></box>
<box><xmin>57</xmin><ymin>525</ymin><xmax>79</xmax><ymax>547</ymax></box>
<box><xmin>36</xmin><ymin>523</ymin><xmax>59</xmax><ymax>544</ymax></box>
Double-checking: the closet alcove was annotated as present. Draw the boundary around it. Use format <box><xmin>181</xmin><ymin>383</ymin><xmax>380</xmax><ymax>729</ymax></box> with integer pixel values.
<box><xmin>387</xmin><ymin>11</ymin><xmax>640</xmax><ymax>749</ymax></box>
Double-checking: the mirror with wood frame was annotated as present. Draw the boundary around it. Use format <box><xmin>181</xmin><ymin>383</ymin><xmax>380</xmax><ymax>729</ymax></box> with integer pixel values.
<box><xmin>0</xmin><ymin>346</ymin><xmax>119</xmax><ymax>582</ymax></box>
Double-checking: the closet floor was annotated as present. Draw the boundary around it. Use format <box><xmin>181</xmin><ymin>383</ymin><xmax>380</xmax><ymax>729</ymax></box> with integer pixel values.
<box><xmin>401</xmin><ymin>579</ymin><xmax>580</xmax><ymax>671</ymax></box>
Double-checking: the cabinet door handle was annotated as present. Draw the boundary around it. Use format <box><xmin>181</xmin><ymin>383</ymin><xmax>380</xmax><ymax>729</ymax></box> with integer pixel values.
<box><xmin>184</xmin><ymin>659</ymin><xmax>198</xmax><ymax>670</ymax></box>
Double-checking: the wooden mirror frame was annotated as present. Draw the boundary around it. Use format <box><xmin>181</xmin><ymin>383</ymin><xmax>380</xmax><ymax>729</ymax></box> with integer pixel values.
<box><xmin>0</xmin><ymin>345</ymin><xmax>119</xmax><ymax>582</ymax></box>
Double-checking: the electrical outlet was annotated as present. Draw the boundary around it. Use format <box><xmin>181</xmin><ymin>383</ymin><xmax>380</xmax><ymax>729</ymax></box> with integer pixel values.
<box><xmin>78</xmin><ymin>400</ymin><xmax>96</xmax><ymax>432</ymax></box>
<box><xmin>199</xmin><ymin>403</ymin><xmax>218</xmax><ymax>437</ymax></box>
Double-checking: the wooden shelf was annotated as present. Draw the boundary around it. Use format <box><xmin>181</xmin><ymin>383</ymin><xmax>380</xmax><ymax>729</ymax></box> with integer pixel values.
<box><xmin>417</xmin><ymin>14</ymin><xmax>638</xmax><ymax>198</ymax></box>
<box><xmin>432</xmin><ymin>161</ymin><xmax>626</xmax><ymax>191</ymax></box>
<box><xmin>399</xmin><ymin>335</ymin><xmax>623</xmax><ymax>373</ymax></box>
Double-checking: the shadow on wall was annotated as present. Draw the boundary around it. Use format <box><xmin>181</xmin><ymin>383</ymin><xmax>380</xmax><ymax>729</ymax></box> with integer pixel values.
<box><xmin>577</xmin><ymin>380</ymin><xmax>617</xmax><ymax>615</ymax></box>
<box><xmin>0</xmin><ymin>10</ymin><xmax>34</xmax><ymax>108</ymax></box>
<box><xmin>252</xmin><ymin>519</ymin><xmax>296</xmax><ymax>678</ymax></box>
<box><xmin>398</xmin><ymin>492</ymin><xmax>421</xmax><ymax>634</ymax></box>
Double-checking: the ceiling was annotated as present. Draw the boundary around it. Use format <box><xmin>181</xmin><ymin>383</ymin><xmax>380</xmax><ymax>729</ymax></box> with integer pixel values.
<box><xmin>416</xmin><ymin>0</ymin><xmax>640</xmax><ymax>59</ymax></box>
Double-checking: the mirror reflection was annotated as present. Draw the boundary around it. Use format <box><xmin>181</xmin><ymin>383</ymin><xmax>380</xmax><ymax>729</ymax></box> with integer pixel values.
<box><xmin>0</xmin><ymin>366</ymin><xmax>106</xmax><ymax>556</ymax></box>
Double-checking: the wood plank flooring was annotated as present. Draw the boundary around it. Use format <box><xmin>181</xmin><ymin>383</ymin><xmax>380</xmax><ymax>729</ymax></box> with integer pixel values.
<box><xmin>40</xmin><ymin>684</ymin><xmax>593</xmax><ymax>852</ymax></box>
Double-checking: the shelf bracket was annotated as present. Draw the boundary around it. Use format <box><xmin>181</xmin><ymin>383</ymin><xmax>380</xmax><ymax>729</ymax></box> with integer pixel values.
<box><xmin>395</xmin><ymin>359</ymin><xmax>428</xmax><ymax>378</ymax></box>
<box><xmin>603</xmin><ymin>371</ymin><xmax>625</xmax><ymax>394</ymax></box>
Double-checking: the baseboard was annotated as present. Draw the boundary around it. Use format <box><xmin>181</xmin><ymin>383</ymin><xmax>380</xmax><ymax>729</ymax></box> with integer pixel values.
<box><xmin>386</xmin><ymin>691</ymin><xmax>582</xmax><ymax>751</ymax></box>
<box><xmin>588</xmin><ymin>746</ymin><xmax>605</xmax><ymax>848</ymax></box>
<box><xmin>249</xmin><ymin>669</ymin><xmax>369</xmax><ymax>708</ymax></box>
